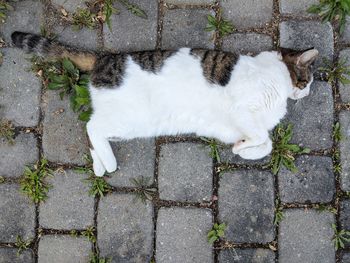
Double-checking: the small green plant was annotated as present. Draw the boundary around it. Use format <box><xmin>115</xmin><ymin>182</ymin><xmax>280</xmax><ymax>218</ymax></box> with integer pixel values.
<box><xmin>316</xmin><ymin>204</ymin><xmax>337</xmax><ymax>214</ymax></box>
<box><xmin>319</xmin><ymin>58</ymin><xmax>350</xmax><ymax>85</ymax></box>
<box><xmin>0</xmin><ymin>176</ymin><xmax>4</xmax><ymax>184</ymax></box>
<box><xmin>308</xmin><ymin>0</ymin><xmax>350</xmax><ymax>34</ymax></box>
<box><xmin>205</xmin><ymin>12</ymin><xmax>235</xmax><ymax>38</ymax></box>
<box><xmin>267</xmin><ymin>124</ymin><xmax>310</xmax><ymax>175</ymax></box>
<box><xmin>70</xmin><ymin>229</ymin><xmax>78</xmax><ymax>237</ymax></box>
<box><xmin>82</xmin><ymin>226</ymin><xmax>96</xmax><ymax>243</ymax></box>
<box><xmin>333</xmin><ymin>122</ymin><xmax>343</xmax><ymax>142</ymax></box>
<box><xmin>15</xmin><ymin>235</ymin><xmax>31</xmax><ymax>256</ymax></box>
<box><xmin>0</xmin><ymin>119</ymin><xmax>15</xmax><ymax>144</ymax></box>
<box><xmin>118</xmin><ymin>0</ymin><xmax>147</xmax><ymax>19</ymax></box>
<box><xmin>201</xmin><ymin>137</ymin><xmax>222</xmax><ymax>162</ymax></box>
<box><xmin>274</xmin><ymin>199</ymin><xmax>284</xmax><ymax>225</ymax></box>
<box><xmin>332</xmin><ymin>223</ymin><xmax>350</xmax><ymax>250</ymax></box>
<box><xmin>72</xmin><ymin>8</ymin><xmax>98</xmax><ymax>30</ymax></box>
<box><xmin>130</xmin><ymin>176</ymin><xmax>156</xmax><ymax>203</ymax></box>
<box><xmin>207</xmin><ymin>223</ymin><xmax>227</xmax><ymax>244</ymax></box>
<box><xmin>74</xmin><ymin>154</ymin><xmax>95</xmax><ymax>175</ymax></box>
<box><xmin>90</xmin><ymin>253</ymin><xmax>111</xmax><ymax>263</ymax></box>
<box><xmin>0</xmin><ymin>1</ymin><xmax>13</xmax><ymax>23</ymax></box>
<box><xmin>333</xmin><ymin>148</ymin><xmax>342</xmax><ymax>173</ymax></box>
<box><xmin>334</xmin><ymin>163</ymin><xmax>342</xmax><ymax>173</ymax></box>
<box><xmin>87</xmin><ymin>176</ymin><xmax>112</xmax><ymax>197</ymax></box>
<box><xmin>102</xmin><ymin>0</ymin><xmax>119</xmax><ymax>30</ymax></box>
<box><xmin>20</xmin><ymin>159</ymin><xmax>53</xmax><ymax>203</ymax></box>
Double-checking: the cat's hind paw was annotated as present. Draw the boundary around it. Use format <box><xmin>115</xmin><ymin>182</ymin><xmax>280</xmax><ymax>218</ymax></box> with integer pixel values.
<box><xmin>90</xmin><ymin>149</ymin><xmax>106</xmax><ymax>177</ymax></box>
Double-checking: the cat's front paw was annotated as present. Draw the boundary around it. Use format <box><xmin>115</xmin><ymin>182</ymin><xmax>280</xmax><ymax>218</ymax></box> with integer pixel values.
<box><xmin>232</xmin><ymin>139</ymin><xmax>246</xmax><ymax>154</ymax></box>
<box><xmin>234</xmin><ymin>139</ymin><xmax>272</xmax><ymax>160</ymax></box>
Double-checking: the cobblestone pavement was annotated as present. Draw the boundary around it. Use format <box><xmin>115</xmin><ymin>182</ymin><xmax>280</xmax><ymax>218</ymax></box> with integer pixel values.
<box><xmin>1</xmin><ymin>0</ymin><xmax>350</xmax><ymax>263</ymax></box>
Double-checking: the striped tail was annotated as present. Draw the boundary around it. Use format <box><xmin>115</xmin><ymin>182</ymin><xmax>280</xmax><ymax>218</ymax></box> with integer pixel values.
<box><xmin>11</xmin><ymin>31</ymin><xmax>97</xmax><ymax>71</ymax></box>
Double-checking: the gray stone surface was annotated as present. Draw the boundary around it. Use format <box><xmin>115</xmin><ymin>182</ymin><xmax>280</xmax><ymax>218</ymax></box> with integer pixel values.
<box><xmin>39</xmin><ymin>170</ymin><xmax>94</xmax><ymax>229</ymax></box>
<box><xmin>54</xmin><ymin>26</ymin><xmax>99</xmax><ymax>50</ymax></box>
<box><xmin>38</xmin><ymin>235</ymin><xmax>91</xmax><ymax>263</ymax></box>
<box><xmin>0</xmin><ymin>48</ymin><xmax>41</xmax><ymax>127</ymax></box>
<box><xmin>98</xmin><ymin>194</ymin><xmax>153</xmax><ymax>263</ymax></box>
<box><xmin>158</xmin><ymin>143</ymin><xmax>212</xmax><ymax>202</ymax></box>
<box><xmin>280</xmin><ymin>0</ymin><xmax>319</xmax><ymax>16</ymax></box>
<box><xmin>219</xmin><ymin>145</ymin><xmax>271</xmax><ymax>165</ymax></box>
<box><xmin>341</xmin><ymin>252</ymin><xmax>350</xmax><ymax>263</ymax></box>
<box><xmin>51</xmin><ymin>0</ymin><xmax>87</xmax><ymax>13</ymax></box>
<box><xmin>340</xmin><ymin>111</ymin><xmax>350</xmax><ymax>191</ymax></box>
<box><xmin>341</xmin><ymin>17</ymin><xmax>350</xmax><ymax>44</ymax></box>
<box><xmin>340</xmin><ymin>200</ymin><xmax>350</xmax><ymax>238</ymax></box>
<box><xmin>0</xmin><ymin>183</ymin><xmax>35</xmax><ymax>242</ymax></box>
<box><xmin>0</xmin><ymin>133</ymin><xmax>38</xmax><ymax>178</ymax></box>
<box><xmin>280</xmin><ymin>21</ymin><xmax>334</xmax><ymax>67</ymax></box>
<box><xmin>219</xmin><ymin>248</ymin><xmax>275</xmax><ymax>263</ymax></box>
<box><xmin>339</xmin><ymin>49</ymin><xmax>350</xmax><ymax>103</ymax></box>
<box><xmin>42</xmin><ymin>90</ymin><xmax>89</xmax><ymax>165</ymax></box>
<box><xmin>221</xmin><ymin>0</ymin><xmax>273</xmax><ymax>29</ymax></box>
<box><xmin>279</xmin><ymin>209</ymin><xmax>335</xmax><ymax>263</ymax></box>
<box><xmin>285</xmin><ymin>81</ymin><xmax>333</xmax><ymax>151</ymax></box>
<box><xmin>166</xmin><ymin>0</ymin><xmax>213</xmax><ymax>4</ymax></box>
<box><xmin>106</xmin><ymin>139</ymin><xmax>155</xmax><ymax>187</ymax></box>
<box><xmin>279</xmin><ymin>155</ymin><xmax>335</xmax><ymax>203</ymax></box>
<box><xmin>222</xmin><ymin>33</ymin><xmax>273</xmax><ymax>54</ymax></box>
<box><xmin>0</xmin><ymin>0</ymin><xmax>43</xmax><ymax>43</ymax></box>
<box><xmin>156</xmin><ymin>207</ymin><xmax>213</xmax><ymax>263</ymax></box>
<box><xmin>219</xmin><ymin>170</ymin><xmax>275</xmax><ymax>243</ymax></box>
<box><xmin>0</xmin><ymin>248</ymin><xmax>34</xmax><ymax>263</ymax></box>
<box><xmin>162</xmin><ymin>8</ymin><xmax>214</xmax><ymax>49</ymax></box>
<box><xmin>103</xmin><ymin>0</ymin><xmax>158</xmax><ymax>52</ymax></box>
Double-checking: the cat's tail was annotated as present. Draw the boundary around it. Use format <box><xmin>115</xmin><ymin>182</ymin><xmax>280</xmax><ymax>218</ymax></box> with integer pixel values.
<box><xmin>11</xmin><ymin>31</ymin><xmax>97</xmax><ymax>71</ymax></box>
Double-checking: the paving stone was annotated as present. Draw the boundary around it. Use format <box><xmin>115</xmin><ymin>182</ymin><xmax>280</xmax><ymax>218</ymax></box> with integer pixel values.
<box><xmin>0</xmin><ymin>248</ymin><xmax>34</xmax><ymax>263</ymax></box>
<box><xmin>284</xmin><ymin>81</ymin><xmax>333</xmax><ymax>151</ymax></box>
<box><xmin>279</xmin><ymin>21</ymin><xmax>334</xmax><ymax>68</ymax></box>
<box><xmin>219</xmin><ymin>145</ymin><xmax>271</xmax><ymax>165</ymax></box>
<box><xmin>0</xmin><ymin>48</ymin><xmax>41</xmax><ymax>127</ymax></box>
<box><xmin>51</xmin><ymin>0</ymin><xmax>87</xmax><ymax>13</ymax></box>
<box><xmin>280</xmin><ymin>0</ymin><xmax>319</xmax><ymax>16</ymax></box>
<box><xmin>103</xmin><ymin>0</ymin><xmax>157</xmax><ymax>52</ymax></box>
<box><xmin>166</xmin><ymin>0</ymin><xmax>213</xmax><ymax>4</ymax></box>
<box><xmin>38</xmin><ymin>235</ymin><xmax>91</xmax><ymax>263</ymax></box>
<box><xmin>339</xmin><ymin>111</ymin><xmax>350</xmax><ymax>191</ymax></box>
<box><xmin>98</xmin><ymin>193</ymin><xmax>153</xmax><ymax>263</ymax></box>
<box><xmin>0</xmin><ymin>133</ymin><xmax>38</xmax><ymax>178</ymax></box>
<box><xmin>106</xmin><ymin>139</ymin><xmax>155</xmax><ymax>187</ymax></box>
<box><xmin>0</xmin><ymin>183</ymin><xmax>35</xmax><ymax>242</ymax></box>
<box><xmin>158</xmin><ymin>142</ymin><xmax>212</xmax><ymax>202</ymax></box>
<box><xmin>341</xmin><ymin>17</ymin><xmax>350</xmax><ymax>44</ymax></box>
<box><xmin>156</xmin><ymin>207</ymin><xmax>213</xmax><ymax>263</ymax></box>
<box><xmin>219</xmin><ymin>170</ymin><xmax>275</xmax><ymax>243</ymax></box>
<box><xmin>39</xmin><ymin>170</ymin><xmax>94</xmax><ymax>229</ymax></box>
<box><xmin>279</xmin><ymin>209</ymin><xmax>335</xmax><ymax>263</ymax></box>
<box><xmin>54</xmin><ymin>26</ymin><xmax>99</xmax><ymax>50</ymax></box>
<box><xmin>0</xmin><ymin>0</ymin><xmax>43</xmax><ymax>43</ymax></box>
<box><xmin>339</xmin><ymin>49</ymin><xmax>350</xmax><ymax>102</ymax></box>
<box><xmin>222</xmin><ymin>33</ymin><xmax>273</xmax><ymax>55</ymax></box>
<box><xmin>162</xmin><ymin>8</ymin><xmax>214</xmax><ymax>49</ymax></box>
<box><xmin>279</xmin><ymin>155</ymin><xmax>335</xmax><ymax>203</ymax></box>
<box><xmin>221</xmin><ymin>0</ymin><xmax>273</xmax><ymax>29</ymax></box>
<box><xmin>219</xmin><ymin>248</ymin><xmax>275</xmax><ymax>263</ymax></box>
<box><xmin>42</xmin><ymin>90</ymin><xmax>89</xmax><ymax>165</ymax></box>
<box><xmin>341</xmin><ymin>252</ymin><xmax>350</xmax><ymax>263</ymax></box>
<box><xmin>340</xmin><ymin>200</ymin><xmax>350</xmax><ymax>247</ymax></box>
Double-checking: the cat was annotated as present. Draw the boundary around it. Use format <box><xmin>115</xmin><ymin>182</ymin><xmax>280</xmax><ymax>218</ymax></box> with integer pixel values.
<box><xmin>11</xmin><ymin>31</ymin><xmax>318</xmax><ymax>177</ymax></box>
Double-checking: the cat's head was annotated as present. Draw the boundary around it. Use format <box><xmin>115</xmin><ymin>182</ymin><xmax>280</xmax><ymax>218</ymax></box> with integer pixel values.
<box><xmin>280</xmin><ymin>47</ymin><xmax>319</xmax><ymax>100</ymax></box>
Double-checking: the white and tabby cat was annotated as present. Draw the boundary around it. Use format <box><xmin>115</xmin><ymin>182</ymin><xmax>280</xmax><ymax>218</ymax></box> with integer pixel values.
<box><xmin>11</xmin><ymin>31</ymin><xmax>318</xmax><ymax>176</ymax></box>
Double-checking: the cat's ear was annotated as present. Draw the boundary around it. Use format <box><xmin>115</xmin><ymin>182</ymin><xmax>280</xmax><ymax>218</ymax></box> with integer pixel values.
<box><xmin>296</xmin><ymin>48</ymin><xmax>319</xmax><ymax>66</ymax></box>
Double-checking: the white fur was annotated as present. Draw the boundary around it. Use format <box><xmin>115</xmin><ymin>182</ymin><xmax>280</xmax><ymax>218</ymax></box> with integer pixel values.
<box><xmin>87</xmin><ymin>48</ymin><xmax>313</xmax><ymax>176</ymax></box>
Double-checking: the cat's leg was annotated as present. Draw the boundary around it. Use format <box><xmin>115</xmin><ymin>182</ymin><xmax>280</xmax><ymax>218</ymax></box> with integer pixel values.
<box><xmin>90</xmin><ymin>149</ymin><xmax>106</xmax><ymax>177</ymax></box>
<box><xmin>236</xmin><ymin>138</ymin><xmax>272</xmax><ymax>160</ymax></box>
<box><xmin>86</xmin><ymin>121</ymin><xmax>117</xmax><ymax>174</ymax></box>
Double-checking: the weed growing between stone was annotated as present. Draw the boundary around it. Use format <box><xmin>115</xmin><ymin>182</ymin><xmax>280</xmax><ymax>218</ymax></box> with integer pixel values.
<box><xmin>15</xmin><ymin>235</ymin><xmax>31</xmax><ymax>256</ymax></box>
<box><xmin>207</xmin><ymin>223</ymin><xmax>227</xmax><ymax>244</ymax></box>
<box><xmin>319</xmin><ymin>58</ymin><xmax>350</xmax><ymax>85</ymax></box>
<box><xmin>82</xmin><ymin>226</ymin><xmax>97</xmax><ymax>243</ymax></box>
<box><xmin>86</xmin><ymin>176</ymin><xmax>112</xmax><ymax>197</ymax></box>
<box><xmin>206</xmin><ymin>10</ymin><xmax>235</xmax><ymax>39</ymax></box>
<box><xmin>130</xmin><ymin>176</ymin><xmax>157</xmax><ymax>203</ymax></box>
<box><xmin>73</xmin><ymin>8</ymin><xmax>98</xmax><ymax>30</ymax></box>
<box><xmin>273</xmin><ymin>199</ymin><xmax>284</xmax><ymax>225</ymax></box>
<box><xmin>316</xmin><ymin>204</ymin><xmax>337</xmax><ymax>214</ymax></box>
<box><xmin>333</xmin><ymin>122</ymin><xmax>343</xmax><ymax>142</ymax></box>
<box><xmin>267</xmin><ymin>124</ymin><xmax>310</xmax><ymax>175</ymax></box>
<box><xmin>308</xmin><ymin>0</ymin><xmax>350</xmax><ymax>34</ymax></box>
<box><xmin>200</xmin><ymin>137</ymin><xmax>222</xmax><ymax>163</ymax></box>
<box><xmin>0</xmin><ymin>0</ymin><xmax>12</xmax><ymax>23</ymax></box>
<box><xmin>89</xmin><ymin>253</ymin><xmax>111</xmax><ymax>263</ymax></box>
<box><xmin>20</xmin><ymin>159</ymin><xmax>53</xmax><ymax>203</ymax></box>
<box><xmin>332</xmin><ymin>223</ymin><xmax>350</xmax><ymax>250</ymax></box>
<box><xmin>0</xmin><ymin>176</ymin><xmax>4</xmax><ymax>183</ymax></box>
<box><xmin>0</xmin><ymin>119</ymin><xmax>15</xmax><ymax>144</ymax></box>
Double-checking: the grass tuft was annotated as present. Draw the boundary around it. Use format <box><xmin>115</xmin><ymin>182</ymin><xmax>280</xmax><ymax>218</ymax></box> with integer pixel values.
<box><xmin>205</xmin><ymin>11</ymin><xmax>235</xmax><ymax>38</ymax></box>
<box><xmin>332</xmin><ymin>223</ymin><xmax>350</xmax><ymax>250</ymax></box>
<box><xmin>0</xmin><ymin>1</ymin><xmax>13</xmax><ymax>24</ymax></box>
<box><xmin>87</xmin><ymin>176</ymin><xmax>112</xmax><ymax>197</ymax></box>
<box><xmin>130</xmin><ymin>176</ymin><xmax>156</xmax><ymax>203</ymax></box>
<box><xmin>207</xmin><ymin>223</ymin><xmax>227</xmax><ymax>244</ymax></box>
<box><xmin>90</xmin><ymin>253</ymin><xmax>111</xmax><ymax>263</ymax></box>
<box><xmin>82</xmin><ymin>226</ymin><xmax>96</xmax><ymax>243</ymax></box>
<box><xmin>319</xmin><ymin>58</ymin><xmax>350</xmax><ymax>85</ymax></box>
<box><xmin>200</xmin><ymin>137</ymin><xmax>222</xmax><ymax>162</ymax></box>
<box><xmin>308</xmin><ymin>0</ymin><xmax>350</xmax><ymax>34</ymax></box>
<box><xmin>267</xmin><ymin>124</ymin><xmax>310</xmax><ymax>175</ymax></box>
<box><xmin>333</xmin><ymin>122</ymin><xmax>343</xmax><ymax>142</ymax></box>
<box><xmin>72</xmin><ymin>8</ymin><xmax>98</xmax><ymax>30</ymax></box>
<box><xmin>0</xmin><ymin>119</ymin><xmax>15</xmax><ymax>144</ymax></box>
<box><xmin>273</xmin><ymin>199</ymin><xmax>284</xmax><ymax>225</ymax></box>
<box><xmin>20</xmin><ymin>159</ymin><xmax>53</xmax><ymax>203</ymax></box>
<box><xmin>15</xmin><ymin>235</ymin><xmax>31</xmax><ymax>256</ymax></box>
<box><xmin>316</xmin><ymin>204</ymin><xmax>337</xmax><ymax>214</ymax></box>
<box><xmin>119</xmin><ymin>0</ymin><xmax>147</xmax><ymax>19</ymax></box>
